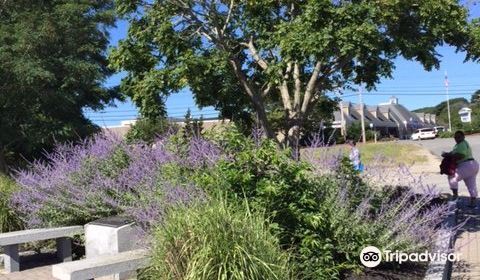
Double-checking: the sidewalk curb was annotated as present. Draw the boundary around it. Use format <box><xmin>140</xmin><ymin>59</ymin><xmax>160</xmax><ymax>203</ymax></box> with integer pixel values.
<box><xmin>424</xmin><ymin>200</ymin><xmax>457</xmax><ymax>280</ymax></box>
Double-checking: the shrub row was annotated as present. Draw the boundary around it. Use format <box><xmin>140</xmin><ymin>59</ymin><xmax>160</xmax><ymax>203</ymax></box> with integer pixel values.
<box><xmin>7</xmin><ymin>126</ymin><xmax>450</xmax><ymax>279</ymax></box>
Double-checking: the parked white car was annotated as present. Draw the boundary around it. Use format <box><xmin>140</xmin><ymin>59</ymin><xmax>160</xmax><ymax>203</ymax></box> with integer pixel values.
<box><xmin>411</xmin><ymin>128</ymin><xmax>436</xmax><ymax>140</ymax></box>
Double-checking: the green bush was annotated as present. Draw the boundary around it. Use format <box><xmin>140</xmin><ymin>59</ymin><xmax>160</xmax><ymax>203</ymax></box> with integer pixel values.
<box><xmin>365</xmin><ymin>129</ymin><xmax>381</xmax><ymax>141</ymax></box>
<box><xmin>195</xmin><ymin>131</ymin><xmax>369</xmax><ymax>278</ymax></box>
<box><xmin>345</xmin><ymin>123</ymin><xmax>379</xmax><ymax>142</ymax></box>
<box><xmin>464</xmin><ymin>129</ymin><xmax>480</xmax><ymax>135</ymax></box>
<box><xmin>126</xmin><ymin>118</ymin><xmax>177</xmax><ymax>143</ymax></box>
<box><xmin>346</xmin><ymin>122</ymin><xmax>362</xmax><ymax>142</ymax></box>
<box><xmin>143</xmin><ymin>199</ymin><xmax>294</xmax><ymax>280</ymax></box>
<box><xmin>438</xmin><ymin>129</ymin><xmax>480</xmax><ymax>138</ymax></box>
<box><xmin>194</xmin><ymin>129</ymin><xmax>445</xmax><ymax>279</ymax></box>
<box><xmin>438</xmin><ymin>131</ymin><xmax>454</xmax><ymax>138</ymax></box>
<box><xmin>0</xmin><ymin>175</ymin><xmax>23</xmax><ymax>232</ymax></box>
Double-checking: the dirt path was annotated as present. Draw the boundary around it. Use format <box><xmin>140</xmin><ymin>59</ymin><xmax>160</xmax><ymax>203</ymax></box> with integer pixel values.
<box><xmin>409</xmin><ymin>147</ymin><xmax>441</xmax><ymax>174</ymax></box>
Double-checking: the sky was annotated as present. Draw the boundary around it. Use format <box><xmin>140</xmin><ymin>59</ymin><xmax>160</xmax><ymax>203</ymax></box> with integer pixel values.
<box><xmin>86</xmin><ymin>5</ymin><xmax>480</xmax><ymax>127</ymax></box>
<box><xmin>85</xmin><ymin>20</ymin><xmax>220</xmax><ymax>127</ymax></box>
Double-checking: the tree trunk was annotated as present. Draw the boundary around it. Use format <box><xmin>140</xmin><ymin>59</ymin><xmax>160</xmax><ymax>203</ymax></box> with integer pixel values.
<box><xmin>228</xmin><ymin>58</ymin><xmax>276</xmax><ymax>141</ymax></box>
<box><xmin>286</xmin><ymin>117</ymin><xmax>303</xmax><ymax>160</ymax></box>
<box><xmin>0</xmin><ymin>146</ymin><xmax>8</xmax><ymax>175</ymax></box>
<box><xmin>252</xmin><ymin>98</ymin><xmax>276</xmax><ymax>140</ymax></box>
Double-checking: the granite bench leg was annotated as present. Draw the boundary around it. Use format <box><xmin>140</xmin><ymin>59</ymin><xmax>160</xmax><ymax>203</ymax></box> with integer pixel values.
<box><xmin>56</xmin><ymin>237</ymin><xmax>72</xmax><ymax>262</ymax></box>
<box><xmin>3</xmin><ymin>244</ymin><xmax>20</xmax><ymax>272</ymax></box>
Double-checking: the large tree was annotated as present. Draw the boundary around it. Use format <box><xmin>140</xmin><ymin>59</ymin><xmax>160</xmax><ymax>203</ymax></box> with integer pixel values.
<box><xmin>111</xmin><ymin>0</ymin><xmax>480</xmax><ymax>148</ymax></box>
<box><xmin>0</xmin><ymin>0</ymin><xmax>121</xmax><ymax>173</ymax></box>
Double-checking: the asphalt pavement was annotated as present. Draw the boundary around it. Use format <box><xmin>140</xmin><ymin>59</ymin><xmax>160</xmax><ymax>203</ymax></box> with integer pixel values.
<box><xmin>408</xmin><ymin>134</ymin><xmax>480</xmax><ymax>160</ymax></box>
<box><xmin>411</xmin><ymin>135</ymin><xmax>480</xmax><ymax>279</ymax></box>
<box><xmin>405</xmin><ymin>134</ymin><xmax>480</xmax><ymax>196</ymax></box>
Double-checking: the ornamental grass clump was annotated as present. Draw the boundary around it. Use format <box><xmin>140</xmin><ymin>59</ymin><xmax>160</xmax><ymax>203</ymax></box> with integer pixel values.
<box><xmin>143</xmin><ymin>198</ymin><xmax>295</xmax><ymax>280</ymax></box>
<box><xmin>193</xmin><ymin>129</ymin><xmax>453</xmax><ymax>279</ymax></box>
<box><xmin>11</xmin><ymin>133</ymin><xmax>212</xmax><ymax>230</ymax></box>
<box><xmin>0</xmin><ymin>175</ymin><xmax>23</xmax><ymax>232</ymax></box>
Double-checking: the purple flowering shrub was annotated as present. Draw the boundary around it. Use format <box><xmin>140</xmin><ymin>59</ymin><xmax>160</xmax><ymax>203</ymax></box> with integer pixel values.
<box><xmin>11</xmin><ymin>133</ymin><xmax>211</xmax><ymax>230</ymax></box>
<box><xmin>9</xmin><ymin>125</ymin><xmax>453</xmax><ymax>279</ymax></box>
<box><xmin>191</xmin><ymin>129</ymin><xmax>452</xmax><ymax>279</ymax></box>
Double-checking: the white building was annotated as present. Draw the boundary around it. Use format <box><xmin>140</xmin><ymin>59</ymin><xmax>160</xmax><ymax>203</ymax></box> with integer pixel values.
<box><xmin>459</xmin><ymin>107</ymin><xmax>472</xmax><ymax>123</ymax></box>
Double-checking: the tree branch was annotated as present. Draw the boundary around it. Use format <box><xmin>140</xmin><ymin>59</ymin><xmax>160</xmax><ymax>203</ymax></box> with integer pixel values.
<box><xmin>301</xmin><ymin>61</ymin><xmax>322</xmax><ymax>114</ymax></box>
<box><xmin>293</xmin><ymin>62</ymin><xmax>301</xmax><ymax>112</ymax></box>
<box><xmin>262</xmin><ymin>82</ymin><xmax>273</xmax><ymax>98</ymax></box>
<box><xmin>311</xmin><ymin>55</ymin><xmax>353</xmax><ymax>96</ymax></box>
<box><xmin>330</xmin><ymin>55</ymin><xmax>354</xmax><ymax>75</ymax></box>
<box><xmin>241</xmin><ymin>37</ymin><xmax>268</xmax><ymax>70</ymax></box>
<box><xmin>229</xmin><ymin>58</ymin><xmax>275</xmax><ymax>139</ymax></box>
<box><xmin>221</xmin><ymin>0</ymin><xmax>235</xmax><ymax>35</ymax></box>
<box><xmin>279</xmin><ymin>62</ymin><xmax>293</xmax><ymax>112</ymax></box>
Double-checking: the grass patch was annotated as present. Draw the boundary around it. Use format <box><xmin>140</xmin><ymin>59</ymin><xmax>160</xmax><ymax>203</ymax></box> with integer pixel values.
<box><xmin>305</xmin><ymin>142</ymin><xmax>428</xmax><ymax>166</ymax></box>
<box><xmin>358</xmin><ymin>142</ymin><xmax>428</xmax><ymax>165</ymax></box>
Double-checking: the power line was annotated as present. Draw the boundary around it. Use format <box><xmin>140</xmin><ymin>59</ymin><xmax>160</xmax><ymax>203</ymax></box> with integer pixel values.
<box><xmin>339</xmin><ymin>92</ymin><xmax>473</xmax><ymax>98</ymax></box>
<box><xmin>86</xmin><ymin>110</ymin><xmax>218</xmax><ymax>117</ymax></box>
<box><xmin>369</xmin><ymin>83</ymin><xmax>480</xmax><ymax>89</ymax></box>
<box><xmin>84</xmin><ymin>104</ymin><xmax>218</xmax><ymax>112</ymax></box>
<box><xmin>89</xmin><ymin>112</ymin><xmax>219</xmax><ymax>121</ymax></box>
<box><xmin>359</xmin><ymin>89</ymin><xmax>477</xmax><ymax>93</ymax></box>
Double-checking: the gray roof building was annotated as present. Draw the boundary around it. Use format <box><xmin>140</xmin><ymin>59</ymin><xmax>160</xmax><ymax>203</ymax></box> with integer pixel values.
<box><xmin>333</xmin><ymin>96</ymin><xmax>436</xmax><ymax>139</ymax></box>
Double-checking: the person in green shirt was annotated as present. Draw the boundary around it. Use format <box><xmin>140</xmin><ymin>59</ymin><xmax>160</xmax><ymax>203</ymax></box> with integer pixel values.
<box><xmin>442</xmin><ymin>131</ymin><xmax>479</xmax><ymax>207</ymax></box>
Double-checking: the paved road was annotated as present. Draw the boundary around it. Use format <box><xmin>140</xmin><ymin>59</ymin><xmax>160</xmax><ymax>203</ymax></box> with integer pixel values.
<box><xmin>400</xmin><ymin>135</ymin><xmax>480</xmax><ymax>196</ymax></box>
<box><xmin>407</xmin><ymin>134</ymin><xmax>480</xmax><ymax>160</ymax></box>
<box><xmin>405</xmin><ymin>136</ymin><xmax>480</xmax><ymax>279</ymax></box>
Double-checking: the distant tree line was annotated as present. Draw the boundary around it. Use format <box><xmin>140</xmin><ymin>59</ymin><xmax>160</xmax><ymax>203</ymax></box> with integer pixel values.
<box><xmin>413</xmin><ymin>90</ymin><xmax>480</xmax><ymax>131</ymax></box>
<box><xmin>1</xmin><ymin>0</ymin><xmax>480</xmax><ymax>172</ymax></box>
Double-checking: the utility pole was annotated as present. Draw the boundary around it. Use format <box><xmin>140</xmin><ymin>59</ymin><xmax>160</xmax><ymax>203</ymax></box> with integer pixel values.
<box><xmin>359</xmin><ymin>84</ymin><xmax>366</xmax><ymax>143</ymax></box>
<box><xmin>445</xmin><ymin>71</ymin><xmax>452</xmax><ymax>132</ymax></box>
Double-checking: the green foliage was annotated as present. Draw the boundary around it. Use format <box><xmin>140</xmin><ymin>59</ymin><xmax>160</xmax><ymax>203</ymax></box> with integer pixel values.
<box><xmin>413</xmin><ymin>92</ymin><xmax>480</xmax><ymax>132</ymax></box>
<box><xmin>366</xmin><ymin>129</ymin><xmax>381</xmax><ymax>142</ymax></box>
<box><xmin>436</xmin><ymin>98</ymin><xmax>469</xmax><ymax>129</ymax></box>
<box><xmin>0</xmin><ymin>175</ymin><xmax>23</xmax><ymax>232</ymax></box>
<box><xmin>143</xmin><ymin>199</ymin><xmax>294</xmax><ymax>280</ymax></box>
<box><xmin>344</xmin><ymin>122</ymin><xmax>378</xmax><ymax>142</ymax></box>
<box><xmin>438</xmin><ymin>131</ymin><xmax>455</xmax><ymax>138</ymax></box>
<box><xmin>346</xmin><ymin>122</ymin><xmax>363</xmax><ymax>142</ymax></box>
<box><xmin>194</xmin><ymin>131</ymin><xmax>356</xmax><ymax>278</ymax></box>
<box><xmin>471</xmin><ymin>89</ymin><xmax>480</xmax><ymax>104</ymax></box>
<box><xmin>193</xmin><ymin>128</ymin><xmax>442</xmax><ymax>279</ymax></box>
<box><xmin>0</xmin><ymin>1</ymin><xmax>120</xmax><ymax>170</ymax></box>
<box><xmin>413</xmin><ymin>98</ymin><xmax>469</xmax><ymax>129</ymax></box>
<box><xmin>182</xmin><ymin>109</ymin><xmax>204</xmax><ymax>139</ymax></box>
<box><xmin>126</xmin><ymin>118</ymin><xmax>176</xmax><ymax>143</ymax></box>
<box><xmin>111</xmin><ymin>0</ymin><xmax>477</xmax><ymax>144</ymax></box>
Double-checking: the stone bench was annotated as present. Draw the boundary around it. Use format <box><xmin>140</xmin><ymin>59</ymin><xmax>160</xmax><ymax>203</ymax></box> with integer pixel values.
<box><xmin>51</xmin><ymin>249</ymin><xmax>149</xmax><ymax>280</ymax></box>
<box><xmin>0</xmin><ymin>226</ymin><xmax>84</xmax><ymax>272</ymax></box>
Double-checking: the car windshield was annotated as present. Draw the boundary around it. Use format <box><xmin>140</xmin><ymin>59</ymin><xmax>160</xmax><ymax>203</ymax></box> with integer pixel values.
<box><xmin>421</xmin><ymin>129</ymin><xmax>434</xmax><ymax>132</ymax></box>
